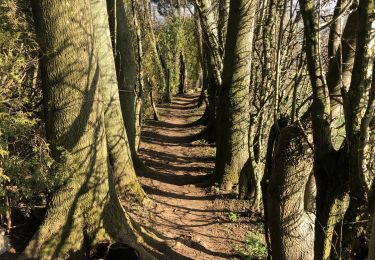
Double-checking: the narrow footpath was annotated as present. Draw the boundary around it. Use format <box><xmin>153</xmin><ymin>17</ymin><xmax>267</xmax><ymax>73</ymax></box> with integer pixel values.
<box><xmin>128</xmin><ymin>94</ymin><xmax>261</xmax><ymax>260</ymax></box>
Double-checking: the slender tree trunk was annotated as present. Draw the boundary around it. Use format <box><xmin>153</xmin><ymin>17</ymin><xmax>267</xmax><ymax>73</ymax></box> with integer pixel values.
<box><xmin>194</xmin><ymin>0</ymin><xmax>222</xmax><ymax>87</ymax></box>
<box><xmin>261</xmin><ymin>117</ymin><xmax>289</xmax><ymax>259</ymax></box>
<box><xmin>178</xmin><ymin>51</ymin><xmax>186</xmax><ymax>95</ymax></box>
<box><xmin>327</xmin><ymin>8</ymin><xmax>358</xmax><ymax>148</ymax></box>
<box><xmin>146</xmin><ymin>77</ymin><xmax>160</xmax><ymax>121</ymax></box>
<box><xmin>113</xmin><ymin>0</ymin><xmax>139</xmax><ymax>164</ymax></box>
<box><xmin>131</xmin><ymin>0</ymin><xmax>144</xmax><ymax>153</ymax></box>
<box><xmin>217</xmin><ymin>0</ymin><xmax>229</xmax><ymax>56</ymax></box>
<box><xmin>368</xmin><ymin>207</ymin><xmax>375</xmax><ymax>259</ymax></box>
<box><xmin>214</xmin><ymin>0</ymin><xmax>257</xmax><ymax>190</ymax></box>
<box><xmin>142</xmin><ymin>0</ymin><xmax>168</xmax><ymax>101</ymax></box>
<box><xmin>342</xmin><ymin>0</ymin><xmax>375</xmax><ymax>256</ymax></box>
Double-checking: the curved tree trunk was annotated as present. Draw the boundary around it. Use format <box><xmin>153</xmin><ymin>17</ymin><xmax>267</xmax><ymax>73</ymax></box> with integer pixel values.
<box><xmin>215</xmin><ymin>0</ymin><xmax>256</xmax><ymax>190</ymax></box>
<box><xmin>91</xmin><ymin>0</ymin><xmax>145</xmax><ymax>201</ymax></box>
<box><xmin>268</xmin><ymin>126</ymin><xmax>315</xmax><ymax>260</ymax></box>
<box><xmin>25</xmin><ymin>1</ymin><xmax>152</xmax><ymax>258</ymax></box>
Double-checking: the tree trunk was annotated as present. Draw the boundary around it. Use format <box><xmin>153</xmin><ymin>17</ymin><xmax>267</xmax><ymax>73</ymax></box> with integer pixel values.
<box><xmin>214</xmin><ymin>0</ymin><xmax>256</xmax><ymax>190</ymax></box>
<box><xmin>217</xmin><ymin>0</ymin><xmax>230</xmax><ymax>56</ymax></box>
<box><xmin>268</xmin><ymin>126</ymin><xmax>315</xmax><ymax>260</ymax></box>
<box><xmin>146</xmin><ymin>77</ymin><xmax>160</xmax><ymax>121</ymax></box>
<box><xmin>194</xmin><ymin>0</ymin><xmax>222</xmax><ymax>87</ymax></box>
<box><xmin>131</xmin><ymin>0</ymin><xmax>144</xmax><ymax>153</ymax></box>
<box><xmin>261</xmin><ymin>118</ymin><xmax>289</xmax><ymax>258</ymax></box>
<box><xmin>114</xmin><ymin>0</ymin><xmax>139</xmax><ymax>164</ymax></box>
<box><xmin>26</xmin><ymin>1</ymin><xmax>151</xmax><ymax>258</ymax></box>
<box><xmin>327</xmin><ymin>8</ymin><xmax>358</xmax><ymax>148</ymax></box>
<box><xmin>178</xmin><ymin>51</ymin><xmax>186</xmax><ymax>95</ymax></box>
<box><xmin>298</xmin><ymin>1</ymin><xmax>347</xmax><ymax>259</ymax></box>
<box><xmin>342</xmin><ymin>0</ymin><xmax>375</xmax><ymax>256</ymax></box>
<box><xmin>91</xmin><ymin>0</ymin><xmax>145</xmax><ymax>201</ymax></box>
<box><xmin>368</xmin><ymin>208</ymin><xmax>375</xmax><ymax>259</ymax></box>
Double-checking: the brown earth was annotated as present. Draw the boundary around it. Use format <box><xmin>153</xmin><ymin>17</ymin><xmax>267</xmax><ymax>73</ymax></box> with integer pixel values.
<box><xmin>127</xmin><ymin>94</ymin><xmax>265</xmax><ymax>260</ymax></box>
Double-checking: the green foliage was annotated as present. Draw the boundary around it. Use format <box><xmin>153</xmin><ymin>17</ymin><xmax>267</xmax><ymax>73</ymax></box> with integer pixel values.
<box><xmin>156</xmin><ymin>16</ymin><xmax>200</xmax><ymax>93</ymax></box>
<box><xmin>228</xmin><ymin>211</ymin><xmax>238</xmax><ymax>222</ymax></box>
<box><xmin>0</xmin><ymin>0</ymin><xmax>65</xmax><ymax>222</ymax></box>
<box><xmin>210</xmin><ymin>182</ymin><xmax>220</xmax><ymax>194</ymax></box>
<box><xmin>235</xmin><ymin>232</ymin><xmax>268</xmax><ymax>259</ymax></box>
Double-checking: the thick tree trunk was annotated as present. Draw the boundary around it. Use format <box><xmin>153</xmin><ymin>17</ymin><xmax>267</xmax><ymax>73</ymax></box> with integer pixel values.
<box><xmin>298</xmin><ymin>1</ymin><xmax>349</xmax><ymax>259</ymax></box>
<box><xmin>91</xmin><ymin>0</ymin><xmax>145</xmax><ymax>202</ymax></box>
<box><xmin>268</xmin><ymin>126</ymin><xmax>315</xmax><ymax>260</ymax></box>
<box><xmin>214</xmin><ymin>0</ymin><xmax>256</xmax><ymax>190</ymax></box>
<box><xmin>26</xmin><ymin>1</ymin><xmax>151</xmax><ymax>258</ymax></box>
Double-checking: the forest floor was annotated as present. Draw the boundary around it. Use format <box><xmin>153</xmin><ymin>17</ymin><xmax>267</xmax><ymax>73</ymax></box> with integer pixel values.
<box><xmin>127</xmin><ymin>93</ymin><xmax>266</xmax><ymax>260</ymax></box>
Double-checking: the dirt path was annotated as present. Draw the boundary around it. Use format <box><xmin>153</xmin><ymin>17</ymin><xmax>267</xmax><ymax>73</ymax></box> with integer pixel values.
<box><xmin>129</xmin><ymin>94</ymin><xmax>258</xmax><ymax>260</ymax></box>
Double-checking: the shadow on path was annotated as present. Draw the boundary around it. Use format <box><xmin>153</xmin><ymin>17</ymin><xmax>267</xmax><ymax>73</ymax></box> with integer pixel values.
<box><xmin>135</xmin><ymin>94</ymin><xmax>238</xmax><ymax>259</ymax></box>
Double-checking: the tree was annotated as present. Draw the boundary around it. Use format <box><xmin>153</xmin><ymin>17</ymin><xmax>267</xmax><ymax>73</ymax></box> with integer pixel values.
<box><xmin>24</xmin><ymin>0</ymin><xmax>151</xmax><ymax>258</ymax></box>
<box><xmin>214</xmin><ymin>0</ymin><xmax>257</xmax><ymax>190</ymax></box>
<box><xmin>178</xmin><ymin>50</ymin><xmax>186</xmax><ymax>94</ymax></box>
<box><xmin>267</xmin><ymin>0</ymin><xmax>375</xmax><ymax>258</ymax></box>
<box><xmin>92</xmin><ymin>0</ymin><xmax>146</xmax><ymax>201</ymax></box>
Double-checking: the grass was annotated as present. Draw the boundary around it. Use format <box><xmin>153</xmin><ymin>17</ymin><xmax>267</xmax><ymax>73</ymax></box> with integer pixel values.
<box><xmin>234</xmin><ymin>231</ymin><xmax>268</xmax><ymax>259</ymax></box>
<box><xmin>228</xmin><ymin>212</ymin><xmax>239</xmax><ymax>222</ymax></box>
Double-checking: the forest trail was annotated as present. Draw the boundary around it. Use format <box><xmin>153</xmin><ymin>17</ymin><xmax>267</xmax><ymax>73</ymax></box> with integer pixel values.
<box><xmin>128</xmin><ymin>93</ymin><xmax>257</xmax><ymax>260</ymax></box>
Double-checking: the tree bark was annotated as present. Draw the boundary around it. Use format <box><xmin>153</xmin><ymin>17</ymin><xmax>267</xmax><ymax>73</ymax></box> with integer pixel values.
<box><xmin>214</xmin><ymin>0</ymin><xmax>256</xmax><ymax>190</ymax></box>
<box><xmin>178</xmin><ymin>50</ymin><xmax>186</xmax><ymax>95</ymax></box>
<box><xmin>131</xmin><ymin>0</ymin><xmax>144</xmax><ymax>153</ymax></box>
<box><xmin>91</xmin><ymin>0</ymin><xmax>145</xmax><ymax>201</ymax></box>
<box><xmin>342</xmin><ymin>0</ymin><xmax>375</xmax><ymax>256</ymax></box>
<box><xmin>113</xmin><ymin>0</ymin><xmax>139</xmax><ymax>164</ymax></box>
<box><xmin>368</xmin><ymin>207</ymin><xmax>375</xmax><ymax>259</ymax></box>
<box><xmin>268</xmin><ymin>126</ymin><xmax>315</xmax><ymax>260</ymax></box>
<box><xmin>26</xmin><ymin>1</ymin><xmax>151</xmax><ymax>257</ymax></box>
<box><xmin>217</xmin><ymin>0</ymin><xmax>229</xmax><ymax>56</ymax></box>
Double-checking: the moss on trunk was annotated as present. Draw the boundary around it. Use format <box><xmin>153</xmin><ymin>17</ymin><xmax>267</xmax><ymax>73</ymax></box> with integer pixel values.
<box><xmin>91</xmin><ymin>0</ymin><xmax>145</xmax><ymax>202</ymax></box>
<box><xmin>25</xmin><ymin>1</ymin><xmax>151</xmax><ymax>258</ymax></box>
<box><xmin>215</xmin><ymin>0</ymin><xmax>256</xmax><ymax>190</ymax></box>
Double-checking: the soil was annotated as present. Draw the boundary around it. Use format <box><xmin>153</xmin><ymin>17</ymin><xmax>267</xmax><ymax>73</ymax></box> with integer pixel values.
<box><xmin>1</xmin><ymin>93</ymin><xmax>264</xmax><ymax>260</ymax></box>
<box><xmin>127</xmin><ymin>93</ymin><xmax>263</xmax><ymax>260</ymax></box>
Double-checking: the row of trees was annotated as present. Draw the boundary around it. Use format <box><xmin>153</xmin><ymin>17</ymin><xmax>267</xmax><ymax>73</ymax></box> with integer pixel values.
<box><xmin>0</xmin><ymin>0</ymin><xmax>201</xmax><ymax>258</ymax></box>
<box><xmin>193</xmin><ymin>0</ymin><xmax>375</xmax><ymax>259</ymax></box>
<box><xmin>1</xmin><ymin>0</ymin><xmax>375</xmax><ymax>258</ymax></box>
